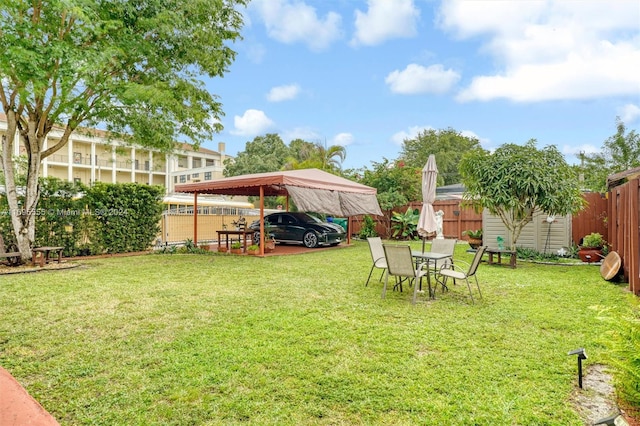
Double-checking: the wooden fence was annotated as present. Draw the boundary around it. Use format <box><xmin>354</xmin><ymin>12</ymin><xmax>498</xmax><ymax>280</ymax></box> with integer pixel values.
<box><xmin>349</xmin><ymin>200</ymin><xmax>482</xmax><ymax>241</ymax></box>
<box><xmin>608</xmin><ymin>178</ymin><xmax>639</xmax><ymax>295</ymax></box>
<box><xmin>571</xmin><ymin>192</ymin><xmax>608</xmax><ymax>245</ymax></box>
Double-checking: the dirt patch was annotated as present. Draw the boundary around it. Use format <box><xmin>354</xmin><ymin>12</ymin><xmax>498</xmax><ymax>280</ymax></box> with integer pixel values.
<box><xmin>0</xmin><ymin>261</ymin><xmax>80</xmax><ymax>274</ymax></box>
<box><xmin>571</xmin><ymin>364</ymin><xmax>637</xmax><ymax>425</ymax></box>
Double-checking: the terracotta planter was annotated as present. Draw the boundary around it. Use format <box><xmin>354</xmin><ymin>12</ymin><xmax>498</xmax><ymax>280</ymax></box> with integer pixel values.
<box><xmin>247</xmin><ymin>249</ymin><xmax>259</xmax><ymax>256</ymax></box>
<box><xmin>467</xmin><ymin>238</ymin><xmax>482</xmax><ymax>250</ymax></box>
<box><xmin>264</xmin><ymin>239</ymin><xmax>276</xmax><ymax>253</ymax></box>
<box><xmin>578</xmin><ymin>248</ymin><xmax>603</xmax><ymax>263</ymax></box>
<box><xmin>230</xmin><ymin>248</ymin><xmax>243</xmax><ymax>255</ymax></box>
<box><xmin>218</xmin><ymin>247</ymin><xmax>227</xmax><ymax>253</ymax></box>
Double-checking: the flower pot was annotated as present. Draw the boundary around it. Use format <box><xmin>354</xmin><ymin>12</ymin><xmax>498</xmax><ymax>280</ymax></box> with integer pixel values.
<box><xmin>247</xmin><ymin>249</ymin><xmax>259</xmax><ymax>256</ymax></box>
<box><xmin>218</xmin><ymin>246</ymin><xmax>227</xmax><ymax>253</ymax></box>
<box><xmin>578</xmin><ymin>248</ymin><xmax>602</xmax><ymax>263</ymax></box>
<box><xmin>467</xmin><ymin>238</ymin><xmax>482</xmax><ymax>250</ymax></box>
<box><xmin>230</xmin><ymin>248</ymin><xmax>243</xmax><ymax>255</ymax></box>
<box><xmin>264</xmin><ymin>238</ymin><xmax>276</xmax><ymax>253</ymax></box>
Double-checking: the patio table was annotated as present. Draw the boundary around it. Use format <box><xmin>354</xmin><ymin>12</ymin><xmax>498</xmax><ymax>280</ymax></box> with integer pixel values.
<box><xmin>411</xmin><ymin>251</ymin><xmax>452</xmax><ymax>298</ymax></box>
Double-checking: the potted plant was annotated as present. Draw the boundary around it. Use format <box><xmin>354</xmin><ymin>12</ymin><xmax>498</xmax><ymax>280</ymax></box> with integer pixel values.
<box><xmin>217</xmin><ymin>245</ymin><xmax>228</xmax><ymax>253</ymax></box>
<box><xmin>463</xmin><ymin>229</ymin><xmax>483</xmax><ymax>249</ymax></box>
<box><xmin>578</xmin><ymin>232</ymin><xmax>605</xmax><ymax>263</ymax></box>
<box><xmin>230</xmin><ymin>241</ymin><xmax>243</xmax><ymax>254</ymax></box>
<box><xmin>260</xmin><ymin>219</ymin><xmax>276</xmax><ymax>253</ymax></box>
<box><xmin>247</xmin><ymin>244</ymin><xmax>259</xmax><ymax>255</ymax></box>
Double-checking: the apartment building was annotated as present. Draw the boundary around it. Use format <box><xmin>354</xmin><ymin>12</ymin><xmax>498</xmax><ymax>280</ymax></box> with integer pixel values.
<box><xmin>0</xmin><ymin>114</ymin><xmax>228</xmax><ymax>194</ymax></box>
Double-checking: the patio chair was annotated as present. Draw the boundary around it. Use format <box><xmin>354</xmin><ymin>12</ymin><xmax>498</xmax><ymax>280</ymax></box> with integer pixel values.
<box><xmin>435</xmin><ymin>246</ymin><xmax>487</xmax><ymax>304</ymax></box>
<box><xmin>429</xmin><ymin>238</ymin><xmax>456</xmax><ymax>269</ymax></box>
<box><xmin>365</xmin><ymin>237</ymin><xmax>387</xmax><ymax>286</ymax></box>
<box><xmin>382</xmin><ymin>244</ymin><xmax>430</xmax><ymax>304</ymax></box>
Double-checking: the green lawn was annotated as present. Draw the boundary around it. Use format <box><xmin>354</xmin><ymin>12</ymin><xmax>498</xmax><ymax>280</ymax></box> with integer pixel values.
<box><xmin>0</xmin><ymin>242</ymin><xmax>631</xmax><ymax>425</ymax></box>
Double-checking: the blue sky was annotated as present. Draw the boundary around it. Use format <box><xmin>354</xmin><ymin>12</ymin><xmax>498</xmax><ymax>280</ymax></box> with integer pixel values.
<box><xmin>201</xmin><ymin>0</ymin><xmax>640</xmax><ymax>170</ymax></box>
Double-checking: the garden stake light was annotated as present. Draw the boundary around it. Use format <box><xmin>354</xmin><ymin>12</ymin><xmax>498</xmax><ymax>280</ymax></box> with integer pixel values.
<box><xmin>568</xmin><ymin>348</ymin><xmax>587</xmax><ymax>389</ymax></box>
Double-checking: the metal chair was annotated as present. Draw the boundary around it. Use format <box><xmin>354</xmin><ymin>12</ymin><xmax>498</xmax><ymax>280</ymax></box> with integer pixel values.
<box><xmin>382</xmin><ymin>244</ymin><xmax>430</xmax><ymax>304</ymax></box>
<box><xmin>365</xmin><ymin>237</ymin><xmax>387</xmax><ymax>286</ymax></box>
<box><xmin>429</xmin><ymin>238</ymin><xmax>456</xmax><ymax>269</ymax></box>
<box><xmin>435</xmin><ymin>246</ymin><xmax>487</xmax><ymax>304</ymax></box>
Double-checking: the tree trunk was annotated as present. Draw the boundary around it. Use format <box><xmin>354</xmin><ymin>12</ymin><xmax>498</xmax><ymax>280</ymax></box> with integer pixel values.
<box><xmin>1</xmin><ymin>113</ymin><xmax>44</xmax><ymax>261</ymax></box>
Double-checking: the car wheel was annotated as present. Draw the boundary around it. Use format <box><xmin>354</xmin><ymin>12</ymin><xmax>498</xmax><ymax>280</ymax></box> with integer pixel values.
<box><xmin>303</xmin><ymin>231</ymin><xmax>318</xmax><ymax>248</ymax></box>
<box><xmin>253</xmin><ymin>232</ymin><xmax>261</xmax><ymax>245</ymax></box>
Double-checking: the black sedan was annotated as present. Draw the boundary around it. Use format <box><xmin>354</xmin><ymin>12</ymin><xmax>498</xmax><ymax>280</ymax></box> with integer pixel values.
<box><xmin>249</xmin><ymin>212</ymin><xmax>346</xmax><ymax>248</ymax></box>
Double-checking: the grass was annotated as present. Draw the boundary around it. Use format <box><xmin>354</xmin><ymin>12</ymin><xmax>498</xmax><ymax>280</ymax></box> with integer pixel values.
<box><xmin>0</xmin><ymin>241</ymin><xmax>633</xmax><ymax>425</ymax></box>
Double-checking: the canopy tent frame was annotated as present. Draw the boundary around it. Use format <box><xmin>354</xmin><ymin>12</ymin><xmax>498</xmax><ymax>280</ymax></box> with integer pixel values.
<box><xmin>175</xmin><ymin>168</ymin><xmax>383</xmax><ymax>256</ymax></box>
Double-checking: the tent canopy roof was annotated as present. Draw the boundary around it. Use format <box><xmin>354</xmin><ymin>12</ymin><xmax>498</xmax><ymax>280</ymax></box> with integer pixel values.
<box><xmin>174</xmin><ymin>168</ymin><xmax>382</xmax><ymax>217</ymax></box>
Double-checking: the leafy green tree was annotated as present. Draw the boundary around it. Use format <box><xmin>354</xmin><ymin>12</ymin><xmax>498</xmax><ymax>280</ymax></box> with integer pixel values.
<box><xmin>400</xmin><ymin>128</ymin><xmax>482</xmax><ymax>185</ymax></box>
<box><xmin>356</xmin><ymin>159</ymin><xmax>420</xmax><ymax>210</ymax></box>
<box><xmin>577</xmin><ymin>118</ymin><xmax>640</xmax><ymax>192</ymax></box>
<box><xmin>223</xmin><ymin>134</ymin><xmax>290</xmax><ymax>177</ymax></box>
<box><xmin>0</xmin><ymin>0</ymin><xmax>246</xmax><ymax>259</ymax></box>
<box><xmin>459</xmin><ymin>140</ymin><xmax>584</xmax><ymax>250</ymax></box>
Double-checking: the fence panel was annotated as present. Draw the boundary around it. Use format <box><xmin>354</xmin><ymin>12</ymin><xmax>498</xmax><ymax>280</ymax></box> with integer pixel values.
<box><xmin>608</xmin><ymin>179</ymin><xmax>639</xmax><ymax>295</ymax></box>
<box><xmin>348</xmin><ymin>200</ymin><xmax>482</xmax><ymax>240</ymax></box>
<box><xmin>160</xmin><ymin>213</ymin><xmax>260</xmax><ymax>244</ymax></box>
<box><xmin>572</xmin><ymin>192</ymin><xmax>608</xmax><ymax>245</ymax></box>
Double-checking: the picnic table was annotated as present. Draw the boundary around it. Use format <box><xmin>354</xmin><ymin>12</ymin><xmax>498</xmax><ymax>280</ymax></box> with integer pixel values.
<box><xmin>32</xmin><ymin>246</ymin><xmax>64</xmax><ymax>267</ymax></box>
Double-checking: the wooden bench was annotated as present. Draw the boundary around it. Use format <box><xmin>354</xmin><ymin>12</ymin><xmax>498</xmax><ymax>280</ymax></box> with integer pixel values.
<box><xmin>0</xmin><ymin>234</ymin><xmax>22</xmax><ymax>266</ymax></box>
<box><xmin>485</xmin><ymin>248</ymin><xmax>517</xmax><ymax>268</ymax></box>
<box><xmin>32</xmin><ymin>246</ymin><xmax>64</xmax><ymax>267</ymax></box>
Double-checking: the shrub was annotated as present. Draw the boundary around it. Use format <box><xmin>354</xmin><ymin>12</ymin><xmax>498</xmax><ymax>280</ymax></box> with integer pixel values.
<box><xmin>359</xmin><ymin>215</ymin><xmax>378</xmax><ymax>239</ymax></box>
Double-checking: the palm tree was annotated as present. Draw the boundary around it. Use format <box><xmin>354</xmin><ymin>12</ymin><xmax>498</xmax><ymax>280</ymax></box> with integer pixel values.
<box><xmin>283</xmin><ymin>141</ymin><xmax>346</xmax><ymax>173</ymax></box>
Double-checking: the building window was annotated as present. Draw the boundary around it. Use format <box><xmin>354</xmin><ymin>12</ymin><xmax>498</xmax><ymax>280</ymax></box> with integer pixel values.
<box><xmin>179</xmin><ymin>175</ymin><xmax>186</xmax><ymax>183</ymax></box>
<box><xmin>173</xmin><ymin>176</ymin><xmax>177</xmax><ymax>184</ymax></box>
<box><xmin>204</xmin><ymin>172</ymin><xmax>212</xmax><ymax>180</ymax></box>
<box><xmin>144</xmin><ymin>160</ymin><xmax>150</xmax><ymax>171</ymax></box>
<box><xmin>73</xmin><ymin>152</ymin><xmax>82</xmax><ymax>164</ymax></box>
<box><xmin>192</xmin><ymin>173</ymin><xmax>199</xmax><ymax>178</ymax></box>
<box><xmin>206</xmin><ymin>159</ymin><xmax>215</xmax><ymax>167</ymax></box>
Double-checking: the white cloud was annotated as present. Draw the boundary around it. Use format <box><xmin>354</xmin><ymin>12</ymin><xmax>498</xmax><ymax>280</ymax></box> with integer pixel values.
<box><xmin>251</xmin><ymin>0</ymin><xmax>342</xmax><ymax>51</ymax></box>
<box><xmin>331</xmin><ymin>132</ymin><xmax>354</xmax><ymax>146</ymax></box>
<box><xmin>386</xmin><ymin>64</ymin><xmax>460</xmax><ymax>95</ymax></box>
<box><xmin>561</xmin><ymin>143</ymin><xmax>601</xmax><ymax>157</ymax></box>
<box><xmin>619</xmin><ymin>103</ymin><xmax>640</xmax><ymax>124</ymax></box>
<box><xmin>351</xmin><ymin>0</ymin><xmax>420</xmax><ymax>46</ymax></box>
<box><xmin>266</xmin><ymin>84</ymin><xmax>301</xmax><ymax>102</ymax></box>
<box><xmin>230</xmin><ymin>109</ymin><xmax>275</xmax><ymax>136</ymax></box>
<box><xmin>438</xmin><ymin>0</ymin><xmax>640</xmax><ymax>102</ymax></box>
<box><xmin>391</xmin><ymin>125</ymin><xmax>432</xmax><ymax>145</ymax></box>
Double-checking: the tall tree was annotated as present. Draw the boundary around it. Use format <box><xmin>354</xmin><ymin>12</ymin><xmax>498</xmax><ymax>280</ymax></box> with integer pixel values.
<box><xmin>459</xmin><ymin>140</ymin><xmax>584</xmax><ymax>250</ymax></box>
<box><xmin>400</xmin><ymin>128</ymin><xmax>482</xmax><ymax>185</ymax></box>
<box><xmin>577</xmin><ymin>118</ymin><xmax>640</xmax><ymax>192</ymax></box>
<box><xmin>0</xmin><ymin>0</ymin><xmax>247</xmax><ymax>259</ymax></box>
<box><xmin>223</xmin><ymin>134</ymin><xmax>290</xmax><ymax>177</ymax></box>
<box><xmin>284</xmin><ymin>140</ymin><xmax>346</xmax><ymax>173</ymax></box>
<box><xmin>356</xmin><ymin>159</ymin><xmax>420</xmax><ymax>211</ymax></box>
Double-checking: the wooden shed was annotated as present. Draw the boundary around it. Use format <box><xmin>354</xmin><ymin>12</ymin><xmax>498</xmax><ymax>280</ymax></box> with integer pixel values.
<box><xmin>482</xmin><ymin>209</ymin><xmax>572</xmax><ymax>253</ymax></box>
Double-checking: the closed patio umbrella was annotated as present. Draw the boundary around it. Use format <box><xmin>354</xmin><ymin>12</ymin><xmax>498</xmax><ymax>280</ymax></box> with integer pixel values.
<box><xmin>417</xmin><ymin>154</ymin><xmax>438</xmax><ymax>252</ymax></box>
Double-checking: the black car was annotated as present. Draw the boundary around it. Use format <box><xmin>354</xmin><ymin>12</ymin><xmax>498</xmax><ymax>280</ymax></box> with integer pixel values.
<box><xmin>249</xmin><ymin>212</ymin><xmax>346</xmax><ymax>248</ymax></box>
